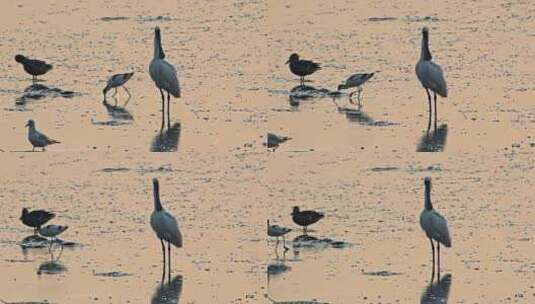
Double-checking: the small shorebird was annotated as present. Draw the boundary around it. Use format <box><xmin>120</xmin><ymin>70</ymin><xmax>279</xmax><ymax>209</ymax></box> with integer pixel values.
<box><xmin>291</xmin><ymin>206</ymin><xmax>324</xmax><ymax>234</ymax></box>
<box><xmin>15</xmin><ymin>55</ymin><xmax>53</xmax><ymax>83</ymax></box>
<box><xmin>267</xmin><ymin>220</ymin><xmax>292</xmax><ymax>251</ymax></box>
<box><xmin>337</xmin><ymin>73</ymin><xmax>375</xmax><ymax>106</ymax></box>
<box><xmin>286</xmin><ymin>53</ymin><xmax>321</xmax><ymax>85</ymax></box>
<box><xmin>20</xmin><ymin>208</ymin><xmax>55</xmax><ymax>235</ymax></box>
<box><xmin>415</xmin><ymin>27</ymin><xmax>448</xmax><ymax>132</ymax></box>
<box><xmin>149</xmin><ymin>27</ymin><xmax>181</xmax><ymax>129</ymax></box>
<box><xmin>150</xmin><ymin>178</ymin><xmax>183</xmax><ymax>276</ymax></box>
<box><xmin>103</xmin><ymin>72</ymin><xmax>134</xmax><ymax>100</ymax></box>
<box><xmin>38</xmin><ymin>225</ymin><xmax>68</xmax><ymax>244</ymax></box>
<box><xmin>25</xmin><ymin>119</ymin><xmax>60</xmax><ymax>151</ymax></box>
<box><xmin>420</xmin><ymin>177</ymin><xmax>451</xmax><ymax>278</ymax></box>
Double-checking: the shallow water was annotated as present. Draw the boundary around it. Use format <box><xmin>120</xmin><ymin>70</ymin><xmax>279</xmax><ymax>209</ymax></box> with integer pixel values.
<box><xmin>1</xmin><ymin>0</ymin><xmax>535</xmax><ymax>303</ymax></box>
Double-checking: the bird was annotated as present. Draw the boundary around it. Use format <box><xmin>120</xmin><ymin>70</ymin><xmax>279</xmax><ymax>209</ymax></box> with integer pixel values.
<box><xmin>20</xmin><ymin>208</ymin><xmax>55</xmax><ymax>235</ymax></box>
<box><xmin>267</xmin><ymin>220</ymin><xmax>292</xmax><ymax>251</ymax></box>
<box><xmin>150</xmin><ymin>178</ymin><xmax>183</xmax><ymax>276</ymax></box>
<box><xmin>337</xmin><ymin>73</ymin><xmax>375</xmax><ymax>106</ymax></box>
<box><xmin>415</xmin><ymin>27</ymin><xmax>448</xmax><ymax>133</ymax></box>
<box><xmin>265</xmin><ymin>133</ymin><xmax>291</xmax><ymax>150</ymax></box>
<box><xmin>149</xmin><ymin>27</ymin><xmax>181</xmax><ymax>129</ymax></box>
<box><xmin>291</xmin><ymin>206</ymin><xmax>324</xmax><ymax>234</ymax></box>
<box><xmin>25</xmin><ymin>119</ymin><xmax>60</xmax><ymax>151</ymax></box>
<box><xmin>38</xmin><ymin>225</ymin><xmax>68</xmax><ymax>244</ymax></box>
<box><xmin>286</xmin><ymin>53</ymin><xmax>321</xmax><ymax>85</ymax></box>
<box><xmin>420</xmin><ymin>177</ymin><xmax>451</xmax><ymax>278</ymax></box>
<box><xmin>103</xmin><ymin>72</ymin><xmax>134</xmax><ymax>100</ymax></box>
<box><xmin>14</xmin><ymin>54</ymin><xmax>53</xmax><ymax>83</ymax></box>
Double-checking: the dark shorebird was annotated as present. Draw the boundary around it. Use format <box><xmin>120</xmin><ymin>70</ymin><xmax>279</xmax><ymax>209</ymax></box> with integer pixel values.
<box><xmin>103</xmin><ymin>72</ymin><xmax>134</xmax><ymax>100</ymax></box>
<box><xmin>420</xmin><ymin>177</ymin><xmax>451</xmax><ymax>278</ymax></box>
<box><xmin>25</xmin><ymin>119</ymin><xmax>60</xmax><ymax>151</ymax></box>
<box><xmin>20</xmin><ymin>208</ymin><xmax>55</xmax><ymax>235</ymax></box>
<box><xmin>15</xmin><ymin>54</ymin><xmax>53</xmax><ymax>83</ymax></box>
<box><xmin>291</xmin><ymin>206</ymin><xmax>324</xmax><ymax>234</ymax></box>
<box><xmin>267</xmin><ymin>220</ymin><xmax>292</xmax><ymax>251</ymax></box>
<box><xmin>149</xmin><ymin>27</ymin><xmax>181</xmax><ymax>129</ymax></box>
<box><xmin>415</xmin><ymin>27</ymin><xmax>448</xmax><ymax>133</ymax></box>
<box><xmin>286</xmin><ymin>53</ymin><xmax>321</xmax><ymax>85</ymax></box>
<box><xmin>265</xmin><ymin>132</ymin><xmax>291</xmax><ymax>150</ymax></box>
<box><xmin>338</xmin><ymin>72</ymin><xmax>375</xmax><ymax>106</ymax></box>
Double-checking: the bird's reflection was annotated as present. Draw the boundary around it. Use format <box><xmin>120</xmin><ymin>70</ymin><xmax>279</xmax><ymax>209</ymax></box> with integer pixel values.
<box><xmin>267</xmin><ymin>250</ymin><xmax>291</xmax><ymax>286</ymax></box>
<box><xmin>151</xmin><ymin>122</ymin><xmax>181</xmax><ymax>152</ymax></box>
<box><xmin>151</xmin><ymin>275</ymin><xmax>183</xmax><ymax>304</ymax></box>
<box><xmin>37</xmin><ymin>245</ymin><xmax>66</xmax><ymax>275</ymax></box>
<box><xmin>331</xmin><ymin>96</ymin><xmax>375</xmax><ymax>124</ymax></box>
<box><xmin>420</xmin><ymin>273</ymin><xmax>452</xmax><ymax>304</ymax></box>
<box><xmin>15</xmin><ymin>83</ymin><xmax>76</xmax><ymax>106</ymax></box>
<box><xmin>290</xmin><ymin>84</ymin><xmax>336</xmax><ymax>101</ymax></box>
<box><xmin>102</xmin><ymin>98</ymin><xmax>133</xmax><ymax>121</ymax></box>
<box><xmin>417</xmin><ymin>124</ymin><xmax>448</xmax><ymax>152</ymax></box>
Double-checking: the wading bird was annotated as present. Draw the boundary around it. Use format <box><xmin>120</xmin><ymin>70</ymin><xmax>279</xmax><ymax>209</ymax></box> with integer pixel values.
<box><xmin>38</xmin><ymin>225</ymin><xmax>68</xmax><ymax>245</ymax></box>
<box><xmin>26</xmin><ymin>119</ymin><xmax>60</xmax><ymax>151</ymax></box>
<box><xmin>150</xmin><ymin>178</ymin><xmax>182</xmax><ymax>276</ymax></box>
<box><xmin>20</xmin><ymin>208</ymin><xmax>55</xmax><ymax>235</ymax></box>
<box><xmin>419</xmin><ymin>177</ymin><xmax>451</xmax><ymax>278</ymax></box>
<box><xmin>291</xmin><ymin>206</ymin><xmax>324</xmax><ymax>234</ymax></box>
<box><xmin>415</xmin><ymin>27</ymin><xmax>448</xmax><ymax>132</ymax></box>
<box><xmin>286</xmin><ymin>53</ymin><xmax>321</xmax><ymax>85</ymax></box>
<box><xmin>103</xmin><ymin>72</ymin><xmax>134</xmax><ymax>100</ymax></box>
<box><xmin>267</xmin><ymin>220</ymin><xmax>291</xmax><ymax>251</ymax></box>
<box><xmin>15</xmin><ymin>54</ymin><xmax>53</xmax><ymax>83</ymax></box>
<box><xmin>149</xmin><ymin>27</ymin><xmax>181</xmax><ymax>129</ymax></box>
<box><xmin>337</xmin><ymin>72</ymin><xmax>375</xmax><ymax>106</ymax></box>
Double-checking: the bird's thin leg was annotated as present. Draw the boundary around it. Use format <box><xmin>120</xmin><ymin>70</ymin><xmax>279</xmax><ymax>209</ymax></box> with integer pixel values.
<box><xmin>167</xmin><ymin>91</ymin><xmax>171</xmax><ymax>129</ymax></box>
<box><xmin>167</xmin><ymin>241</ymin><xmax>171</xmax><ymax>278</ymax></box>
<box><xmin>32</xmin><ymin>75</ymin><xmax>36</xmax><ymax>83</ymax></box>
<box><xmin>111</xmin><ymin>88</ymin><xmax>118</xmax><ymax>98</ymax></box>
<box><xmin>437</xmin><ymin>242</ymin><xmax>441</xmax><ymax>277</ymax></box>
<box><xmin>275</xmin><ymin>237</ymin><xmax>279</xmax><ymax>253</ymax></box>
<box><xmin>283</xmin><ymin>235</ymin><xmax>289</xmax><ymax>251</ymax></box>
<box><xmin>122</xmin><ymin>87</ymin><xmax>131</xmax><ymax>107</ymax></box>
<box><xmin>159</xmin><ymin>89</ymin><xmax>165</xmax><ymax>131</ymax></box>
<box><xmin>300</xmin><ymin>76</ymin><xmax>304</xmax><ymax>86</ymax></box>
<box><xmin>160</xmin><ymin>238</ymin><xmax>166</xmax><ymax>271</ymax></box>
<box><xmin>32</xmin><ymin>146</ymin><xmax>35</xmax><ymax>152</ymax></box>
<box><xmin>425</xmin><ymin>89</ymin><xmax>432</xmax><ymax>134</ymax></box>
<box><xmin>348</xmin><ymin>91</ymin><xmax>355</xmax><ymax>104</ymax></box>
<box><xmin>358</xmin><ymin>87</ymin><xmax>363</xmax><ymax>107</ymax></box>
<box><xmin>434</xmin><ymin>92</ymin><xmax>438</xmax><ymax>131</ymax></box>
<box><xmin>429</xmin><ymin>238</ymin><xmax>435</xmax><ymax>279</ymax></box>
<box><xmin>303</xmin><ymin>226</ymin><xmax>308</xmax><ymax>235</ymax></box>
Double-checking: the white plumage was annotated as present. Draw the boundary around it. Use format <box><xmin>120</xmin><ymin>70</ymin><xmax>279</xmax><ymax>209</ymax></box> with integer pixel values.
<box><xmin>267</xmin><ymin>220</ymin><xmax>291</xmax><ymax>252</ymax></box>
<box><xmin>26</xmin><ymin>119</ymin><xmax>60</xmax><ymax>151</ymax></box>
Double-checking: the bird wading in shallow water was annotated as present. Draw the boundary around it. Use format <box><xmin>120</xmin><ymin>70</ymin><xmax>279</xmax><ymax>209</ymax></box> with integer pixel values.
<box><xmin>38</xmin><ymin>225</ymin><xmax>68</xmax><ymax>246</ymax></box>
<box><xmin>20</xmin><ymin>208</ymin><xmax>55</xmax><ymax>235</ymax></box>
<box><xmin>267</xmin><ymin>220</ymin><xmax>292</xmax><ymax>251</ymax></box>
<box><xmin>338</xmin><ymin>73</ymin><xmax>375</xmax><ymax>107</ymax></box>
<box><xmin>415</xmin><ymin>27</ymin><xmax>448</xmax><ymax>133</ymax></box>
<box><xmin>291</xmin><ymin>206</ymin><xmax>324</xmax><ymax>234</ymax></box>
<box><xmin>25</xmin><ymin>119</ymin><xmax>60</xmax><ymax>151</ymax></box>
<box><xmin>419</xmin><ymin>177</ymin><xmax>451</xmax><ymax>279</ymax></box>
<box><xmin>286</xmin><ymin>53</ymin><xmax>321</xmax><ymax>85</ymax></box>
<box><xmin>103</xmin><ymin>72</ymin><xmax>134</xmax><ymax>101</ymax></box>
<box><xmin>15</xmin><ymin>54</ymin><xmax>53</xmax><ymax>83</ymax></box>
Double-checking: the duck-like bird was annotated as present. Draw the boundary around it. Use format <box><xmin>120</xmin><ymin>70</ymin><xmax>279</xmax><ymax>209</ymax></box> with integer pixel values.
<box><xmin>25</xmin><ymin>119</ymin><xmax>60</xmax><ymax>151</ymax></box>
<box><xmin>291</xmin><ymin>206</ymin><xmax>324</xmax><ymax>234</ymax></box>
<box><xmin>149</xmin><ymin>27</ymin><xmax>181</xmax><ymax>128</ymax></box>
<box><xmin>338</xmin><ymin>73</ymin><xmax>375</xmax><ymax>106</ymax></box>
<box><xmin>415</xmin><ymin>27</ymin><xmax>448</xmax><ymax>132</ymax></box>
<box><xmin>20</xmin><ymin>208</ymin><xmax>55</xmax><ymax>235</ymax></box>
<box><xmin>420</xmin><ymin>177</ymin><xmax>451</xmax><ymax>277</ymax></box>
<box><xmin>267</xmin><ymin>220</ymin><xmax>292</xmax><ymax>251</ymax></box>
<box><xmin>150</xmin><ymin>178</ymin><xmax>183</xmax><ymax>275</ymax></box>
<box><xmin>286</xmin><ymin>53</ymin><xmax>321</xmax><ymax>85</ymax></box>
<box><xmin>103</xmin><ymin>72</ymin><xmax>134</xmax><ymax>100</ymax></box>
<box><xmin>15</xmin><ymin>54</ymin><xmax>53</xmax><ymax>83</ymax></box>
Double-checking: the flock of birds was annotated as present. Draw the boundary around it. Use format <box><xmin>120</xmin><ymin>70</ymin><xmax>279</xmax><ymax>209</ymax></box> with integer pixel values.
<box><xmin>14</xmin><ymin>26</ymin><xmax>451</xmax><ymax>283</ymax></box>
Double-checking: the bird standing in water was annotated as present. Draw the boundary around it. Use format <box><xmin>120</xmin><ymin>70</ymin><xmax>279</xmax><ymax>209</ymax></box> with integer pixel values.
<box><xmin>286</xmin><ymin>53</ymin><xmax>321</xmax><ymax>85</ymax></box>
<box><xmin>103</xmin><ymin>72</ymin><xmax>134</xmax><ymax>101</ymax></box>
<box><xmin>20</xmin><ymin>208</ymin><xmax>55</xmax><ymax>235</ymax></box>
<box><xmin>291</xmin><ymin>206</ymin><xmax>324</xmax><ymax>234</ymax></box>
<box><xmin>337</xmin><ymin>73</ymin><xmax>375</xmax><ymax>107</ymax></box>
<box><xmin>15</xmin><ymin>55</ymin><xmax>53</xmax><ymax>83</ymax></box>
<box><xmin>267</xmin><ymin>220</ymin><xmax>292</xmax><ymax>251</ymax></box>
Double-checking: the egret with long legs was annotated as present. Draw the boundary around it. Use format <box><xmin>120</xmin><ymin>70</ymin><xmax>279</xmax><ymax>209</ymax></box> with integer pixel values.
<box><xmin>419</xmin><ymin>177</ymin><xmax>451</xmax><ymax>279</ymax></box>
<box><xmin>149</xmin><ymin>27</ymin><xmax>181</xmax><ymax>129</ymax></box>
<box><xmin>415</xmin><ymin>27</ymin><xmax>448</xmax><ymax>132</ymax></box>
<box><xmin>150</xmin><ymin>178</ymin><xmax>182</xmax><ymax>277</ymax></box>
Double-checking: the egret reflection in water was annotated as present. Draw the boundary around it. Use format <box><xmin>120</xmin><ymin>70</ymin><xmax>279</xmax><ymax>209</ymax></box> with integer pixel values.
<box><xmin>417</xmin><ymin>124</ymin><xmax>448</xmax><ymax>152</ymax></box>
<box><xmin>151</xmin><ymin>122</ymin><xmax>181</xmax><ymax>152</ymax></box>
<box><xmin>420</xmin><ymin>273</ymin><xmax>452</xmax><ymax>304</ymax></box>
<box><xmin>151</xmin><ymin>275</ymin><xmax>183</xmax><ymax>304</ymax></box>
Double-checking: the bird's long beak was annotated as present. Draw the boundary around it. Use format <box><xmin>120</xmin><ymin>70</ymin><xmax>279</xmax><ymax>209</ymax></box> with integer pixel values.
<box><xmin>285</xmin><ymin>60</ymin><xmax>289</xmax><ymax>64</ymax></box>
<box><xmin>25</xmin><ymin>122</ymin><xmax>29</xmax><ymax>127</ymax></box>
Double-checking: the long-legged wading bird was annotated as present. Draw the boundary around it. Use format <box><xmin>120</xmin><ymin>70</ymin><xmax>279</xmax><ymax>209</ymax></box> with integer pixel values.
<box><xmin>291</xmin><ymin>206</ymin><xmax>324</xmax><ymax>234</ymax></box>
<box><xmin>150</xmin><ymin>178</ymin><xmax>182</xmax><ymax>276</ymax></box>
<box><xmin>415</xmin><ymin>27</ymin><xmax>448</xmax><ymax>132</ymax></box>
<box><xmin>103</xmin><ymin>72</ymin><xmax>134</xmax><ymax>100</ymax></box>
<box><xmin>26</xmin><ymin>119</ymin><xmax>60</xmax><ymax>151</ymax></box>
<box><xmin>15</xmin><ymin>54</ymin><xmax>53</xmax><ymax>83</ymax></box>
<box><xmin>419</xmin><ymin>177</ymin><xmax>451</xmax><ymax>278</ymax></box>
<box><xmin>338</xmin><ymin>73</ymin><xmax>375</xmax><ymax>106</ymax></box>
<box><xmin>149</xmin><ymin>27</ymin><xmax>181</xmax><ymax>129</ymax></box>
<box><xmin>38</xmin><ymin>225</ymin><xmax>68</xmax><ymax>245</ymax></box>
<box><xmin>286</xmin><ymin>53</ymin><xmax>321</xmax><ymax>85</ymax></box>
<box><xmin>267</xmin><ymin>220</ymin><xmax>292</xmax><ymax>251</ymax></box>
<box><xmin>20</xmin><ymin>208</ymin><xmax>55</xmax><ymax>235</ymax></box>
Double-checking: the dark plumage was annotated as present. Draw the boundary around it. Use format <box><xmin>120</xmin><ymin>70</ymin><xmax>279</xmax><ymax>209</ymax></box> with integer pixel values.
<box><xmin>20</xmin><ymin>208</ymin><xmax>55</xmax><ymax>234</ymax></box>
<box><xmin>286</xmin><ymin>53</ymin><xmax>321</xmax><ymax>85</ymax></box>
<box><xmin>291</xmin><ymin>206</ymin><xmax>324</xmax><ymax>233</ymax></box>
<box><xmin>15</xmin><ymin>55</ymin><xmax>53</xmax><ymax>82</ymax></box>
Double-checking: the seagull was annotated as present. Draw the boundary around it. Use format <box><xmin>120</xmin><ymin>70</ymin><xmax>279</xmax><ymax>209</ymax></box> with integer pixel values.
<box><xmin>15</xmin><ymin>54</ymin><xmax>53</xmax><ymax>83</ymax></box>
<box><xmin>267</xmin><ymin>220</ymin><xmax>292</xmax><ymax>251</ymax></box>
<box><xmin>337</xmin><ymin>73</ymin><xmax>375</xmax><ymax>106</ymax></box>
<box><xmin>291</xmin><ymin>206</ymin><xmax>324</xmax><ymax>234</ymax></box>
<box><xmin>38</xmin><ymin>225</ymin><xmax>68</xmax><ymax>244</ymax></box>
<box><xmin>20</xmin><ymin>208</ymin><xmax>55</xmax><ymax>235</ymax></box>
<box><xmin>149</xmin><ymin>27</ymin><xmax>181</xmax><ymax>129</ymax></box>
<box><xmin>103</xmin><ymin>72</ymin><xmax>134</xmax><ymax>100</ymax></box>
<box><xmin>415</xmin><ymin>27</ymin><xmax>448</xmax><ymax>132</ymax></box>
<box><xmin>25</xmin><ymin>119</ymin><xmax>60</xmax><ymax>151</ymax></box>
<box><xmin>150</xmin><ymin>178</ymin><xmax>183</xmax><ymax>276</ymax></box>
<box><xmin>286</xmin><ymin>53</ymin><xmax>321</xmax><ymax>85</ymax></box>
<box><xmin>420</xmin><ymin>177</ymin><xmax>451</xmax><ymax>277</ymax></box>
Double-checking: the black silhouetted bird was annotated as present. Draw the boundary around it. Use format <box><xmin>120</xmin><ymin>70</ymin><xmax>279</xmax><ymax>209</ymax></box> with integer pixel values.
<box><xmin>20</xmin><ymin>208</ymin><xmax>55</xmax><ymax>235</ymax></box>
<box><xmin>15</xmin><ymin>55</ymin><xmax>53</xmax><ymax>82</ymax></box>
<box><xmin>286</xmin><ymin>53</ymin><xmax>321</xmax><ymax>85</ymax></box>
<box><xmin>291</xmin><ymin>206</ymin><xmax>324</xmax><ymax>234</ymax></box>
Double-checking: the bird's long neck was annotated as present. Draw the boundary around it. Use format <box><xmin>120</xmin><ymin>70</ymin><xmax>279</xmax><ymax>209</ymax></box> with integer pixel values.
<box><xmin>153</xmin><ymin>182</ymin><xmax>163</xmax><ymax>211</ymax></box>
<box><xmin>424</xmin><ymin>183</ymin><xmax>433</xmax><ymax>210</ymax></box>
<box><xmin>153</xmin><ymin>31</ymin><xmax>165</xmax><ymax>60</ymax></box>
<box><xmin>421</xmin><ymin>31</ymin><xmax>432</xmax><ymax>61</ymax></box>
